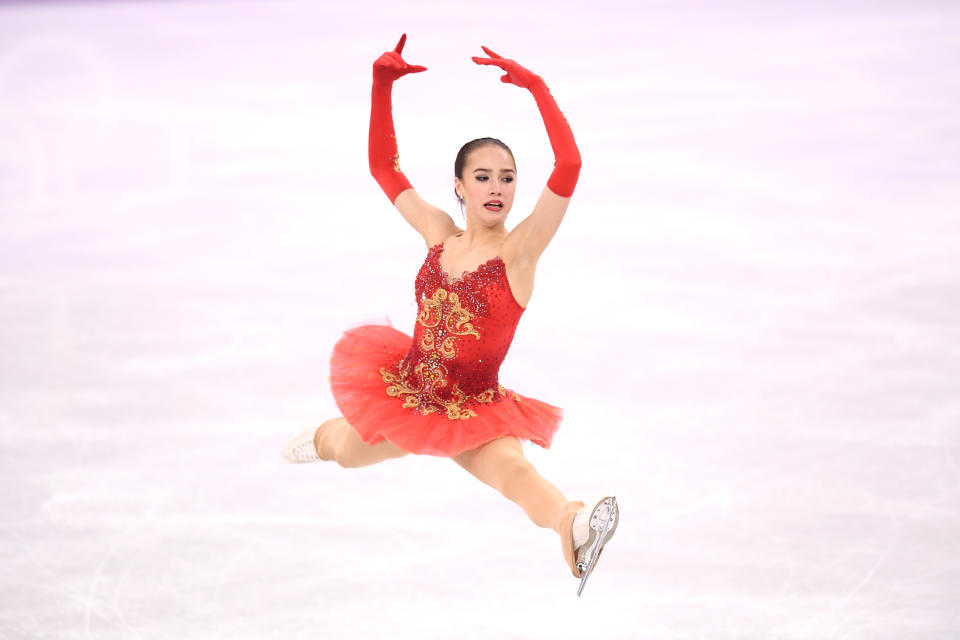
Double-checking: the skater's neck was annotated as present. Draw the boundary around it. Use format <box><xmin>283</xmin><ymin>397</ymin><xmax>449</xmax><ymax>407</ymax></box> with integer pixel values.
<box><xmin>453</xmin><ymin>226</ymin><xmax>508</xmax><ymax>253</ymax></box>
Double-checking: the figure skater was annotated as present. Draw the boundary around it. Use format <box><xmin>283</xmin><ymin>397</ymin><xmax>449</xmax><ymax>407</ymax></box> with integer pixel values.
<box><xmin>282</xmin><ymin>34</ymin><xmax>618</xmax><ymax>596</ymax></box>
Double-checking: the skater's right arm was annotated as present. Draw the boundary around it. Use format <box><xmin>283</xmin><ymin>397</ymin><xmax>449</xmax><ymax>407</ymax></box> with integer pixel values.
<box><xmin>369</xmin><ymin>34</ymin><xmax>459</xmax><ymax>247</ymax></box>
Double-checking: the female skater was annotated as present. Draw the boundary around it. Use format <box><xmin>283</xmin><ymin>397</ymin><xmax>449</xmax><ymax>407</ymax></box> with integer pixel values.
<box><xmin>282</xmin><ymin>35</ymin><xmax>618</xmax><ymax>596</ymax></box>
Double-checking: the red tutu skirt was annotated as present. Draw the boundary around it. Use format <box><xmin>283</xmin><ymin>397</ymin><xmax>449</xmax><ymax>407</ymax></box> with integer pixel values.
<box><xmin>329</xmin><ymin>322</ymin><xmax>562</xmax><ymax>457</ymax></box>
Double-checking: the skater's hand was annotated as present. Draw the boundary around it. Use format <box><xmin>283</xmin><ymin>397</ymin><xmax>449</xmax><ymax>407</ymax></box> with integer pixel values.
<box><xmin>373</xmin><ymin>34</ymin><xmax>427</xmax><ymax>84</ymax></box>
<box><xmin>471</xmin><ymin>46</ymin><xmax>543</xmax><ymax>90</ymax></box>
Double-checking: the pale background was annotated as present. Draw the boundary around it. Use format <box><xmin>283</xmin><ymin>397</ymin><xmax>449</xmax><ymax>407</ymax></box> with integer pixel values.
<box><xmin>1</xmin><ymin>1</ymin><xmax>958</xmax><ymax>638</ymax></box>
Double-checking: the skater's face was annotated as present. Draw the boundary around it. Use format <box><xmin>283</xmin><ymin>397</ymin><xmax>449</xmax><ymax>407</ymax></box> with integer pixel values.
<box><xmin>454</xmin><ymin>145</ymin><xmax>516</xmax><ymax>224</ymax></box>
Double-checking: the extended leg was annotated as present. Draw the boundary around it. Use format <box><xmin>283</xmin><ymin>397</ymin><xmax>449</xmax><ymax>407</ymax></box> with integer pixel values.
<box><xmin>313</xmin><ymin>417</ymin><xmax>410</xmax><ymax>468</ymax></box>
<box><xmin>452</xmin><ymin>436</ymin><xmax>584</xmax><ymax>573</ymax></box>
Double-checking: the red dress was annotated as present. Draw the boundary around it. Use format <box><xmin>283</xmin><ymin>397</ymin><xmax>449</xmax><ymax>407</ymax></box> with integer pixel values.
<box><xmin>328</xmin><ymin>242</ymin><xmax>562</xmax><ymax>457</ymax></box>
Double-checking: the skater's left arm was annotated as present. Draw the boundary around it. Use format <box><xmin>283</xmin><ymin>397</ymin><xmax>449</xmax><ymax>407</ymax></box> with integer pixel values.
<box><xmin>472</xmin><ymin>46</ymin><xmax>581</xmax><ymax>263</ymax></box>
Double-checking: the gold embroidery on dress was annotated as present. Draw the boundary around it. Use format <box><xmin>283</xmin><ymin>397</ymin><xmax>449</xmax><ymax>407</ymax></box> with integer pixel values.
<box><xmin>443</xmin><ymin>291</ymin><xmax>480</xmax><ymax>340</ymax></box>
<box><xmin>380</xmin><ymin>366</ymin><xmax>519</xmax><ymax>418</ymax></box>
<box><xmin>417</xmin><ymin>290</ymin><xmax>479</xmax><ymax>339</ymax></box>
<box><xmin>417</xmin><ymin>288</ymin><xmax>480</xmax><ymax>360</ymax></box>
<box><xmin>381</xmin><ymin>286</ymin><xmax>518</xmax><ymax>419</ymax></box>
<box><xmin>380</xmin><ymin>364</ymin><xmax>481</xmax><ymax>420</ymax></box>
<box><xmin>438</xmin><ymin>336</ymin><xmax>458</xmax><ymax>359</ymax></box>
<box><xmin>498</xmin><ymin>383</ymin><xmax>522</xmax><ymax>402</ymax></box>
<box><xmin>382</xmin><ymin>365</ymin><xmax>516</xmax><ymax>419</ymax></box>
<box><xmin>416</xmin><ymin>289</ymin><xmax>443</xmax><ymax>328</ymax></box>
<box><xmin>381</xmin><ymin>366</ymin><xmax>419</xmax><ymax>410</ymax></box>
<box><xmin>475</xmin><ymin>389</ymin><xmax>495</xmax><ymax>403</ymax></box>
<box><xmin>420</xmin><ymin>330</ymin><xmax>437</xmax><ymax>353</ymax></box>
<box><xmin>444</xmin><ymin>384</ymin><xmax>478</xmax><ymax>420</ymax></box>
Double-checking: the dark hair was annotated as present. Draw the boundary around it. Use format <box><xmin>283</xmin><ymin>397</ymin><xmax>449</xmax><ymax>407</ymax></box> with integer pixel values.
<box><xmin>454</xmin><ymin>137</ymin><xmax>515</xmax><ymax>206</ymax></box>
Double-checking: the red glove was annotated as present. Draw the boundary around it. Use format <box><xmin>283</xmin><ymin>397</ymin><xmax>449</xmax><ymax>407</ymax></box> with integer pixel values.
<box><xmin>472</xmin><ymin>46</ymin><xmax>581</xmax><ymax>197</ymax></box>
<box><xmin>369</xmin><ymin>34</ymin><xmax>427</xmax><ymax>202</ymax></box>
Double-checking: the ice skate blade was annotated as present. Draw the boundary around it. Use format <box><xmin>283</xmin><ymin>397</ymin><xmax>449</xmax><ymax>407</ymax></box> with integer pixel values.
<box><xmin>575</xmin><ymin>496</ymin><xmax>618</xmax><ymax>597</ymax></box>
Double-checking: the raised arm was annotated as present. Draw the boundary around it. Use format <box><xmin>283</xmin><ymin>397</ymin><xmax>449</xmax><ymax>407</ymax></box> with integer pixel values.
<box><xmin>472</xmin><ymin>46</ymin><xmax>582</xmax><ymax>261</ymax></box>
<box><xmin>369</xmin><ymin>34</ymin><xmax>458</xmax><ymax>247</ymax></box>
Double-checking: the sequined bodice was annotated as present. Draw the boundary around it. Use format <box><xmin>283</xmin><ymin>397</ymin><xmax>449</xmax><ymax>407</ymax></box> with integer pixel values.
<box><xmin>379</xmin><ymin>243</ymin><xmax>525</xmax><ymax>420</ymax></box>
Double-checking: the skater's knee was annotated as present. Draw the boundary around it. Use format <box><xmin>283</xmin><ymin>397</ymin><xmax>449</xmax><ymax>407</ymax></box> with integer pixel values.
<box><xmin>497</xmin><ymin>457</ymin><xmax>539</xmax><ymax>495</ymax></box>
<box><xmin>453</xmin><ymin>436</ymin><xmax>528</xmax><ymax>489</ymax></box>
<box><xmin>320</xmin><ymin>417</ymin><xmax>348</xmax><ymax>432</ymax></box>
<box><xmin>332</xmin><ymin>426</ymin><xmax>409</xmax><ymax>468</ymax></box>
<box><xmin>316</xmin><ymin>418</ymin><xmax>358</xmax><ymax>466</ymax></box>
<box><xmin>473</xmin><ymin>448</ymin><xmax>535</xmax><ymax>495</ymax></box>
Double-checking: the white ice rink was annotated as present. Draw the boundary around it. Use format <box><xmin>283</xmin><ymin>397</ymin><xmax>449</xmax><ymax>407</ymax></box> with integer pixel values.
<box><xmin>1</xmin><ymin>1</ymin><xmax>958</xmax><ymax>638</ymax></box>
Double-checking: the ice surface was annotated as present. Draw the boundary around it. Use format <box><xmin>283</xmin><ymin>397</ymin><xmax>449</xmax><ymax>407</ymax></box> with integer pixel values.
<box><xmin>1</xmin><ymin>1</ymin><xmax>958</xmax><ymax>638</ymax></box>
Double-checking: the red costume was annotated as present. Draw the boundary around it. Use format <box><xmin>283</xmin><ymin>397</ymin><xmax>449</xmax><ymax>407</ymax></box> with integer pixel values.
<box><xmin>329</xmin><ymin>241</ymin><xmax>562</xmax><ymax>457</ymax></box>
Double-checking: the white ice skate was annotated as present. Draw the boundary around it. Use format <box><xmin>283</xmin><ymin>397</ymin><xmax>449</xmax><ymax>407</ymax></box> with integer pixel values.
<box><xmin>572</xmin><ymin>493</ymin><xmax>619</xmax><ymax>597</ymax></box>
<box><xmin>281</xmin><ymin>427</ymin><xmax>321</xmax><ymax>463</ymax></box>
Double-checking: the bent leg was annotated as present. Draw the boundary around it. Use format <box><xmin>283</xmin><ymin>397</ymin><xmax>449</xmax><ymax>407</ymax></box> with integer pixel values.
<box><xmin>452</xmin><ymin>436</ymin><xmax>580</xmax><ymax>533</ymax></box>
<box><xmin>314</xmin><ymin>417</ymin><xmax>410</xmax><ymax>468</ymax></box>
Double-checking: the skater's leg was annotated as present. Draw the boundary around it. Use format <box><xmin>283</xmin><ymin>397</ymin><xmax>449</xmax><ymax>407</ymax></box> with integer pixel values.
<box><xmin>452</xmin><ymin>436</ymin><xmax>611</xmax><ymax>582</ymax></box>
<box><xmin>314</xmin><ymin>417</ymin><xmax>410</xmax><ymax>468</ymax></box>
<box><xmin>452</xmin><ymin>436</ymin><xmax>581</xmax><ymax>535</ymax></box>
